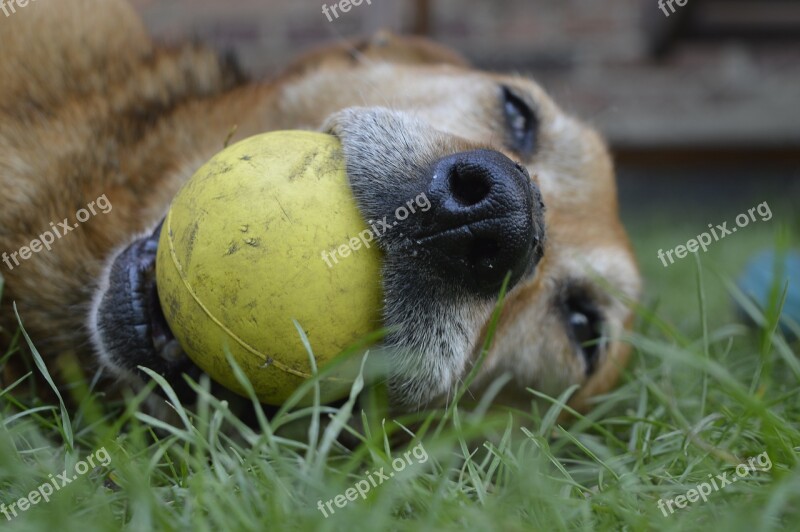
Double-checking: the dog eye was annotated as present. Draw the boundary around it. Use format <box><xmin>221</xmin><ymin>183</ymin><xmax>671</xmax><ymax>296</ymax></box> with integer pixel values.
<box><xmin>561</xmin><ymin>288</ymin><xmax>605</xmax><ymax>375</ymax></box>
<box><xmin>569</xmin><ymin>310</ymin><xmax>602</xmax><ymax>373</ymax></box>
<box><xmin>501</xmin><ymin>86</ymin><xmax>538</xmax><ymax>158</ymax></box>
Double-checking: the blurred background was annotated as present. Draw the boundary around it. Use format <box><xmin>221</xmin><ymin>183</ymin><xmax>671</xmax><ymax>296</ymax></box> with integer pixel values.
<box><xmin>131</xmin><ymin>0</ymin><xmax>800</xmax><ymax>325</ymax></box>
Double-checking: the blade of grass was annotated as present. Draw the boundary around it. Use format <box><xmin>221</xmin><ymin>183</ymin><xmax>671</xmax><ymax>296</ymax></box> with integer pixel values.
<box><xmin>13</xmin><ymin>301</ymin><xmax>74</xmax><ymax>451</ymax></box>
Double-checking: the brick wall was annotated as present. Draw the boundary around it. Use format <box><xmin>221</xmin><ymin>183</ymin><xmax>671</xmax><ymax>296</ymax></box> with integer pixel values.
<box><xmin>131</xmin><ymin>0</ymin><xmax>800</xmax><ymax>148</ymax></box>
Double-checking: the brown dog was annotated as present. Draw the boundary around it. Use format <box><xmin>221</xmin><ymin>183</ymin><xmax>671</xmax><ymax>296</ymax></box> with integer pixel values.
<box><xmin>0</xmin><ymin>0</ymin><xmax>640</xmax><ymax>412</ymax></box>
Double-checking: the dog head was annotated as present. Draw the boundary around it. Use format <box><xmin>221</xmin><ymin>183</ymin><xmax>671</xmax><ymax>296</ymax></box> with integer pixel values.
<box><xmin>90</xmin><ymin>30</ymin><xmax>640</xmax><ymax>413</ymax></box>
<box><xmin>268</xmin><ymin>33</ymin><xmax>641</xmax><ymax>410</ymax></box>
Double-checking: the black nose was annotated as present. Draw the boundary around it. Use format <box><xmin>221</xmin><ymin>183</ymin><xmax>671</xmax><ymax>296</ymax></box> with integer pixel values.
<box><xmin>415</xmin><ymin>149</ymin><xmax>545</xmax><ymax>295</ymax></box>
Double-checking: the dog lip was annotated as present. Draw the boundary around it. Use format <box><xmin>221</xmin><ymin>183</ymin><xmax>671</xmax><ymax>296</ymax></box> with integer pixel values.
<box><xmin>96</xmin><ymin>221</ymin><xmax>201</xmax><ymax>392</ymax></box>
<box><xmin>406</xmin><ymin>213</ymin><xmax>542</xmax><ymax>294</ymax></box>
<box><xmin>101</xmin><ymin>224</ymin><xmax>165</xmax><ymax>354</ymax></box>
<box><xmin>409</xmin><ymin>216</ymin><xmax>509</xmax><ymax>243</ymax></box>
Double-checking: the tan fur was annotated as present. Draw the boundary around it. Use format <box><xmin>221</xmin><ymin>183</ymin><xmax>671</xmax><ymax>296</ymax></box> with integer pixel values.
<box><xmin>0</xmin><ymin>0</ymin><xmax>640</xmax><ymax>411</ymax></box>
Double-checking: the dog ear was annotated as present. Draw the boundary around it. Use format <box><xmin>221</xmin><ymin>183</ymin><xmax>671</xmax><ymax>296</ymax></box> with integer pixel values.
<box><xmin>275</xmin><ymin>31</ymin><xmax>470</xmax><ymax>81</ymax></box>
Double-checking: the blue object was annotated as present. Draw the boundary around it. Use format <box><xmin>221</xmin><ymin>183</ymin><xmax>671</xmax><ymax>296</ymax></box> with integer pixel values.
<box><xmin>736</xmin><ymin>250</ymin><xmax>800</xmax><ymax>338</ymax></box>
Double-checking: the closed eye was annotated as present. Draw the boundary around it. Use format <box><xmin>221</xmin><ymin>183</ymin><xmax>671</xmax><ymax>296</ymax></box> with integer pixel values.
<box><xmin>501</xmin><ymin>85</ymin><xmax>538</xmax><ymax>159</ymax></box>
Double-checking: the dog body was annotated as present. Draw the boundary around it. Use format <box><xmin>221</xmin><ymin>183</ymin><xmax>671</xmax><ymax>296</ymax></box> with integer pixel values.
<box><xmin>0</xmin><ymin>0</ymin><xmax>640</xmax><ymax>411</ymax></box>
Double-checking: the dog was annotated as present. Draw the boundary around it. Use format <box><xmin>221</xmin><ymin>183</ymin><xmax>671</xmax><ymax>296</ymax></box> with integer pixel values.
<box><xmin>0</xmin><ymin>0</ymin><xmax>640</xmax><ymax>413</ymax></box>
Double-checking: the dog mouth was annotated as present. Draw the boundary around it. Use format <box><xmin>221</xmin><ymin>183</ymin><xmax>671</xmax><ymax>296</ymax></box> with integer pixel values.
<box><xmin>94</xmin><ymin>221</ymin><xmax>202</xmax><ymax>396</ymax></box>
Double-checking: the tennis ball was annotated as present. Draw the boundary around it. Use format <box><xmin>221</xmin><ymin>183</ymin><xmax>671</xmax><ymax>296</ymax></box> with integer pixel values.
<box><xmin>156</xmin><ymin>131</ymin><xmax>383</xmax><ymax>404</ymax></box>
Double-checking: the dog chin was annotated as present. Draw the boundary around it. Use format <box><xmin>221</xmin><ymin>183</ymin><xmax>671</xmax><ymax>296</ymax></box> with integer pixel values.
<box><xmin>379</xmin><ymin>278</ymin><xmax>497</xmax><ymax>409</ymax></box>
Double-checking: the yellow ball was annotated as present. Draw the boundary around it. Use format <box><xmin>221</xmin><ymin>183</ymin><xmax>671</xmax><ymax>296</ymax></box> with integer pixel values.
<box><xmin>156</xmin><ymin>131</ymin><xmax>383</xmax><ymax>404</ymax></box>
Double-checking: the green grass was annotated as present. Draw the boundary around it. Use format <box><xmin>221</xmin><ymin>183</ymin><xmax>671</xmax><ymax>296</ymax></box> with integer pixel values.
<box><xmin>1</xmin><ymin>214</ymin><xmax>799</xmax><ymax>531</ymax></box>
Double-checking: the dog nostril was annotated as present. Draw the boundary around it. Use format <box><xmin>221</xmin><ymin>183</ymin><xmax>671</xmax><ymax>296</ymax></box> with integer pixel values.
<box><xmin>448</xmin><ymin>164</ymin><xmax>491</xmax><ymax>207</ymax></box>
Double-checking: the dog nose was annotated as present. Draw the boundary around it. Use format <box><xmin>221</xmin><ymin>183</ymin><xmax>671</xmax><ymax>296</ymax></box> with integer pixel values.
<box><xmin>417</xmin><ymin>149</ymin><xmax>545</xmax><ymax>295</ymax></box>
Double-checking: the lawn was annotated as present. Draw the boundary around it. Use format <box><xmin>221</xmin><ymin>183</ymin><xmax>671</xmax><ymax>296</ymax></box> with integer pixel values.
<box><xmin>0</xmin><ymin>198</ymin><xmax>798</xmax><ymax>532</ymax></box>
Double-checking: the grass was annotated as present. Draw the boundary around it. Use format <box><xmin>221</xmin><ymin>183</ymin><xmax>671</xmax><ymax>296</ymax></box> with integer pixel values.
<box><xmin>1</xmin><ymin>210</ymin><xmax>799</xmax><ymax>531</ymax></box>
